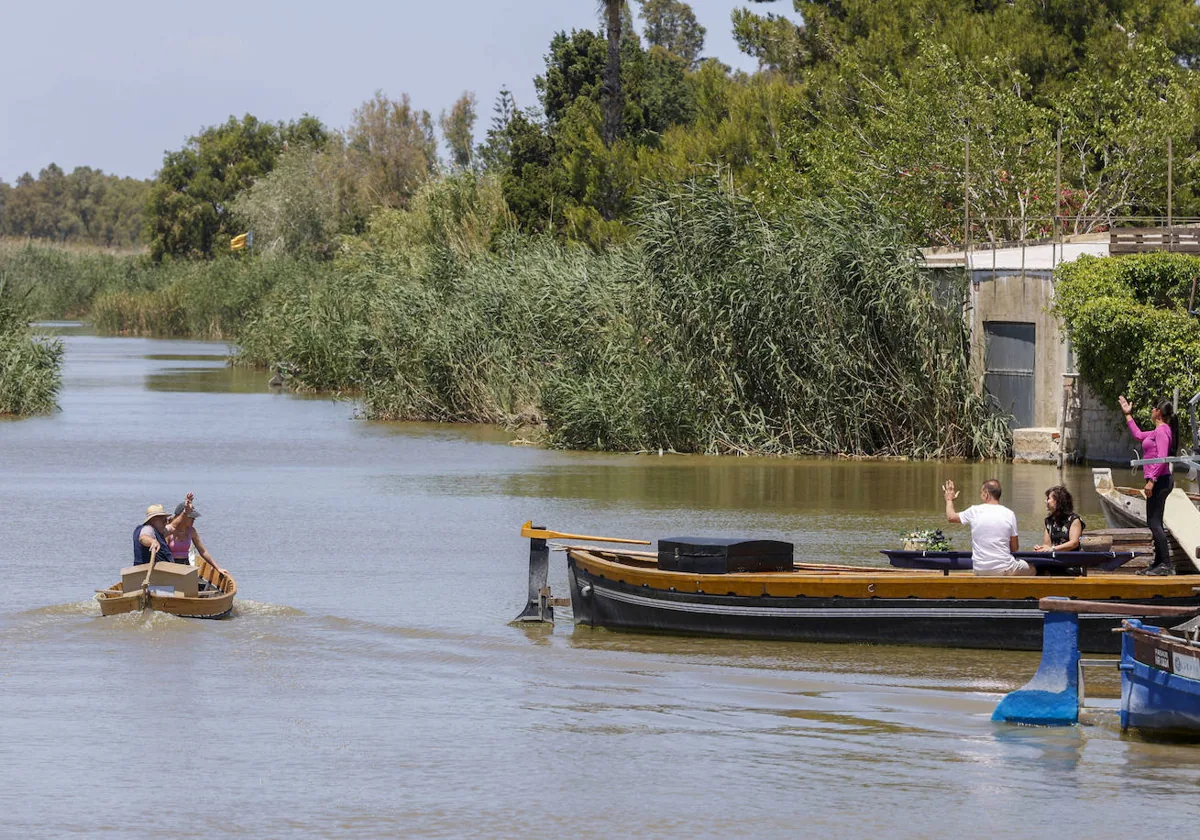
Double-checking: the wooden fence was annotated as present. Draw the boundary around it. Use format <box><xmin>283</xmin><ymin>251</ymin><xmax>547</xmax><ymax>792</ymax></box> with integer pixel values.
<box><xmin>1109</xmin><ymin>227</ymin><xmax>1200</xmax><ymax>255</ymax></box>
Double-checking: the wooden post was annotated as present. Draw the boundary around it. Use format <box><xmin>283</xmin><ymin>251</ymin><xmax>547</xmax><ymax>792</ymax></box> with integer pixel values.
<box><xmin>1168</xmin><ymin>136</ymin><xmax>1174</xmax><ymax>250</ymax></box>
<box><xmin>963</xmin><ymin>135</ymin><xmax>970</xmax><ymax>271</ymax></box>
<box><xmin>1055</xmin><ymin>126</ymin><xmax>1062</xmax><ymax>263</ymax></box>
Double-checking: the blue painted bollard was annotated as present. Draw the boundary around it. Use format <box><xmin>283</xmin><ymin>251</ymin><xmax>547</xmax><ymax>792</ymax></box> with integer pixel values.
<box><xmin>993</xmin><ymin>607</ymin><xmax>1080</xmax><ymax>726</ymax></box>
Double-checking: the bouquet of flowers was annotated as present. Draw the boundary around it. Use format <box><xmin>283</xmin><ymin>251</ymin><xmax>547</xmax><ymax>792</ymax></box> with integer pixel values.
<box><xmin>901</xmin><ymin>528</ymin><xmax>951</xmax><ymax>551</ymax></box>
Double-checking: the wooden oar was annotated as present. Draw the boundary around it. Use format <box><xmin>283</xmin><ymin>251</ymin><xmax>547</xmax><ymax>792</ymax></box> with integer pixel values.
<box><xmin>520</xmin><ymin>521</ymin><xmax>650</xmax><ymax>545</ymax></box>
<box><xmin>141</xmin><ymin>547</ymin><xmax>159</xmax><ymax>590</ymax></box>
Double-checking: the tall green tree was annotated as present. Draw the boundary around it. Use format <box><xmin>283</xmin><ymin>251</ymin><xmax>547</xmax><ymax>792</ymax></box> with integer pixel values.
<box><xmin>439</xmin><ymin>92</ymin><xmax>478</xmax><ymax>168</ymax></box>
<box><xmin>638</xmin><ymin>0</ymin><xmax>705</xmax><ymax>67</ymax></box>
<box><xmin>145</xmin><ymin>114</ymin><xmax>328</xmax><ymax>260</ymax></box>
<box><xmin>735</xmin><ymin>0</ymin><xmax>1200</xmax><ymax>85</ymax></box>
<box><xmin>344</xmin><ymin>92</ymin><xmax>438</xmax><ymax>210</ymax></box>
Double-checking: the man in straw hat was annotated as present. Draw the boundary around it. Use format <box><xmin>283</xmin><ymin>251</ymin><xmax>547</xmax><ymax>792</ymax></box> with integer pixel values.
<box><xmin>133</xmin><ymin>501</ymin><xmax>187</xmax><ymax>566</ymax></box>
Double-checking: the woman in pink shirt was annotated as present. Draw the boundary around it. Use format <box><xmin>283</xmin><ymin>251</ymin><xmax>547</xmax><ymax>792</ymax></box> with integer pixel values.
<box><xmin>1119</xmin><ymin>395</ymin><xmax>1180</xmax><ymax>575</ymax></box>
<box><xmin>168</xmin><ymin>492</ymin><xmax>223</xmax><ymax>574</ymax></box>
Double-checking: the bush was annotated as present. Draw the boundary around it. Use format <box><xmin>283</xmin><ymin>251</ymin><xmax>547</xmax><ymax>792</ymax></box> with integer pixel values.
<box><xmin>1053</xmin><ymin>253</ymin><xmax>1200</xmax><ymax>420</ymax></box>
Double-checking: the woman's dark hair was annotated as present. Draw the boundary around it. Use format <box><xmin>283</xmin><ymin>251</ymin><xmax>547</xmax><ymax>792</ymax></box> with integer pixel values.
<box><xmin>1045</xmin><ymin>485</ymin><xmax>1074</xmax><ymax>522</ymax></box>
<box><xmin>1158</xmin><ymin>399</ymin><xmax>1180</xmax><ymax>457</ymax></box>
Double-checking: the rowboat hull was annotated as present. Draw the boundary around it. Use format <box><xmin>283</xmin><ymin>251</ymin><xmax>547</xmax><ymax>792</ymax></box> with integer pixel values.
<box><xmin>97</xmin><ymin>558</ymin><xmax>236</xmax><ymax>619</ymax></box>
<box><xmin>1121</xmin><ymin>621</ymin><xmax>1200</xmax><ymax>737</ymax></box>
<box><xmin>566</xmin><ymin>548</ymin><xmax>1200</xmax><ymax>652</ymax></box>
<box><xmin>1093</xmin><ymin>468</ymin><xmax>1200</xmax><ymax>529</ymax></box>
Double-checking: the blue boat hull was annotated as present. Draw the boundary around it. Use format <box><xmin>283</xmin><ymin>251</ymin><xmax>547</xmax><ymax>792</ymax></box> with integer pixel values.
<box><xmin>1120</xmin><ymin>621</ymin><xmax>1200</xmax><ymax>738</ymax></box>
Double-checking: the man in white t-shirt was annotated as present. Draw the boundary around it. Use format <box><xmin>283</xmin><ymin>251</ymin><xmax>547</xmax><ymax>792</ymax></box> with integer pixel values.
<box><xmin>942</xmin><ymin>478</ymin><xmax>1034</xmax><ymax>576</ymax></box>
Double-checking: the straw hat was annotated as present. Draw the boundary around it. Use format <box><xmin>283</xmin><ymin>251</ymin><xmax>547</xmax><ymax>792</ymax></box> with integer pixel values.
<box><xmin>143</xmin><ymin>504</ymin><xmax>170</xmax><ymax>525</ymax></box>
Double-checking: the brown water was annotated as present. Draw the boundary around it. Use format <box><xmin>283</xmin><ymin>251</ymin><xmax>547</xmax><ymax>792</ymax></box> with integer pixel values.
<box><xmin>2</xmin><ymin>331</ymin><xmax>1199</xmax><ymax>837</ymax></box>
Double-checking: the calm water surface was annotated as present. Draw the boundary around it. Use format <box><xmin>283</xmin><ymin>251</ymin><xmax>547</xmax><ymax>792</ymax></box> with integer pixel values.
<box><xmin>2</xmin><ymin>332</ymin><xmax>1199</xmax><ymax>838</ymax></box>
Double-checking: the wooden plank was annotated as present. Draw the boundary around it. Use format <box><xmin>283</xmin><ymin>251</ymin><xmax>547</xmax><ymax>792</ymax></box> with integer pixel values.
<box><xmin>1164</xmin><ymin>488</ymin><xmax>1200</xmax><ymax>564</ymax></box>
<box><xmin>1039</xmin><ymin>597</ymin><xmax>1200</xmax><ymax>617</ymax></box>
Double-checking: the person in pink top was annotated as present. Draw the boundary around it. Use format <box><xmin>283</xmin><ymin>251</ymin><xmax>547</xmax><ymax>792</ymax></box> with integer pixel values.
<box><xmin>168</xmin><ymin>492</ymin><xmax>223</xmax><ymax>574</ymax></box>
<box><xmin>1119</xmin><ymin>395</ymin><xmax>1180</xmax><ymax>576</ymax></box>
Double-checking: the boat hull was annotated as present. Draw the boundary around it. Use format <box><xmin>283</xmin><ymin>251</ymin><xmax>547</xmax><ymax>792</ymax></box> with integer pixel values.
<box><xmin>97</xmin><ymin>559</ymin><xmax>236</xmax><ymax>619</ymax></box>
<box><xmin>567</xmin><ymin>552</ymin><xmax>1200</xmax><ymax>652</ymax></box>
<box><xmin>1121</xmin><ymin>623</ymin><xmax>1200</xmax><ymax>737</ymax></box>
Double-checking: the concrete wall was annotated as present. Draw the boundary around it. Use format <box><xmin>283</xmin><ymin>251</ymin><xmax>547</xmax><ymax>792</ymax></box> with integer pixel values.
<box><xmin>969</xmin><ymin>270</ymin><xmax>1063</xmax><ymax>429</ymax></box>
<box><xmin>968</xmin><ymin>270</ymin><xmax>1129</xmax><ymax>464</ymax></box>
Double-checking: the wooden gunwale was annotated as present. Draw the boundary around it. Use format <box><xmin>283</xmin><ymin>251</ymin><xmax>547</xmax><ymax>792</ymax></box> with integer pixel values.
<box><xmin>569</xmin><ymin>548</ymin><xmax>1200</xmax><ymax>600</ymax></box>
<box><xmin>96</xmin><ymin>558</ymin><xmax>236</xmax><ymax>618</ymax></box>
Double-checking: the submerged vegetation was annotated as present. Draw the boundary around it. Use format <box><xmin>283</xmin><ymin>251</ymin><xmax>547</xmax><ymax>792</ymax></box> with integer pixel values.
<box><xmin>0</xmin><ymin>278</ymin><xmax>62</xmax><ymax>416</ymax></box>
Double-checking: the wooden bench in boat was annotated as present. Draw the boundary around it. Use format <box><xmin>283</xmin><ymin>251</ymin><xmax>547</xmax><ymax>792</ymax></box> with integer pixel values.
<box><xmin>880</xmin><ymin>549</ymin><xmax>1136</xmax><ymax>576</ymax></box>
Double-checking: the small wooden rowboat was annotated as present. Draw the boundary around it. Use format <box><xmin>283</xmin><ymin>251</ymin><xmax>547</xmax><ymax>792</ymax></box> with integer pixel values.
<box><xmin>96</xmin><ymin>557</ymin><xmax>236</xmax><ymax>619</ymax></box>
<box><xmin>1093</xmin><ymin>467</ymin><xmax>1200</xmax><ymax>528</ymax></box>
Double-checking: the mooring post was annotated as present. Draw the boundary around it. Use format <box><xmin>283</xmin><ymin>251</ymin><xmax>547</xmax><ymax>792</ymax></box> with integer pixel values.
<box><xmin>513</xmin><ymin>526</ymin><xmax>553</xmax><ymax>623</ymax></box>
<box><xmin>993</xmin><ymin>599</ymin><xmax>1080</xmax><ymax>725</ymax></box>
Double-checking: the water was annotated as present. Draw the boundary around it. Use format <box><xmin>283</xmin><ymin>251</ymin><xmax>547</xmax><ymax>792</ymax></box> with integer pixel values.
<box><xmin>2</xmin><ymin>332</ymin><xmax>1199</xmax><ymax>837</ymax></box>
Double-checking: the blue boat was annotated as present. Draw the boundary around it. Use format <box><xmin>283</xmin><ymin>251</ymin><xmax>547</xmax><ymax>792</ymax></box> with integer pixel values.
<box><xmin>1120</xmin><ymin>618</ymin><xmax>1200</xmax><ymax>737</ymax></box>
<box><xmin>994</xmin><ymin>598</ymin><xmax>1200</xmax><ymax>737</ymax></box>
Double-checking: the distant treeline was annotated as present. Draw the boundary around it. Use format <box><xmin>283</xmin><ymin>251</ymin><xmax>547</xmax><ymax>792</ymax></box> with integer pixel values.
<box><xmin>0</xmin><ymin>165</ymin><xmax>150</xmax><ymax>248</ymax></box>
<box><xmin>10</xmin><ymin>1</ymin><xmax>1200</xmax><ymax>256</ymax></box>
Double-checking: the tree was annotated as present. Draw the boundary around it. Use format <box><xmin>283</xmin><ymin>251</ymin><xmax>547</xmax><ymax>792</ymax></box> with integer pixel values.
<box><xmin>344</xmin><ymin>92</ymin><xmax>438</xmax><ymax>210</ymax></box>
<box><xmin>537</xmin><ymin>29</ymin><xmax>609</xmax><ymax>125</ymax></box>
<box><xmin>601</xmin><ymin>1</ymin><xmax>626</xmax><ymax>146</ymax></box>
<box><xmin>499</xmin><ymin>112</ymin><xmax>567</xmax><ymax>233</ymax></box>
<box><xmin>478</xmin><ymin>87</ymin><xmax>518</xmax><ymax>170</ymax></box>
<box><xmin>230</xmin><ymin>146</ymin><xmax>342</xmax><ymax>258</ymax></box>
<box><xmin>145</xmin><ymin>114</ymin><xmax>329</xmax><ymax>260</ymax></box>
<box><xmin>537</xmin><ymin>27</ymin><xmax>693</xmax><ymax>141</ymax></box>
<box><xmin>1056</xmin><ymin>37</ymin><xmax>1200</xmax><ymax>229</ymax></box>
<box><xmin>440</xmin><ymin>92</ymin><xmax>478</xmax><ymax>168</ymax></box>
<box><xmin>734</xmin><ymin>1</ymin><xmax>1200</xmax><ymax>86</ymax></box>
<box><xmin>638</xmin><ymin>0</ymin><xmax>705</xmax><ymax>68</ymax></box>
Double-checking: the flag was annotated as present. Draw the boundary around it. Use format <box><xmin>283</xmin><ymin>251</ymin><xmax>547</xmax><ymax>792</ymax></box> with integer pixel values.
<box><xmin>231</xmin><ymin>232</ymin><xmax>249</xmax><ymax>251</ymax></box>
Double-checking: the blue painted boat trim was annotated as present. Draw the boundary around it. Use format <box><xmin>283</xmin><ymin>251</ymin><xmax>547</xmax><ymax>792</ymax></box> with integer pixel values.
<box><xmin>1120</xmin><ymin>620</ymin><xmax>1200</xmax><ymax>736</ymax></box>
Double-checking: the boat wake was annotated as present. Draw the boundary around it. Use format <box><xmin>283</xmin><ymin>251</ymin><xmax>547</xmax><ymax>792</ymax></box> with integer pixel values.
<box><xmin>230</xmin><ymin>599</ymin><xmax>305</xmax><ymax>618</ymax></box>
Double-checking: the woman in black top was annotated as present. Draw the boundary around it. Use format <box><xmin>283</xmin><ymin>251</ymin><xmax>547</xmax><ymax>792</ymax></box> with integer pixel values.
<box><xmin>1034</xmin><ymin>485</ymin><xmax>1084</xmax><ymax>551</ymax></box>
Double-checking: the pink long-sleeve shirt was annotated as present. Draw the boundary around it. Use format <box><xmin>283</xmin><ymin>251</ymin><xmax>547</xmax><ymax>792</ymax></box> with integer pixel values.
<box><xmin>1128</xmin><ymin>419</ymin><xmax>1174</xmax><ymax>480</ymax></box>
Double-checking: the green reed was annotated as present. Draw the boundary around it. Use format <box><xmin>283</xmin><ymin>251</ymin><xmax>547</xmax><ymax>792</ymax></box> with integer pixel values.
<box><xmin>239</xmin><ymin>180</ymin><xmax>1009</xmax><ymax>458</ymax></box>
<box><xmin>89</xmin><ymin>256</ymin><xmax>322</xmax><ymax>339</ymax></box>
<box><xmin>0</xmin><ymin>239</ymin><xmax>154</xmax><ymax>319</ymax></box>
<box><xmin>0</xmin><ymin>277</ymin><xmax>62</xmax><ymax>416</ymax></box>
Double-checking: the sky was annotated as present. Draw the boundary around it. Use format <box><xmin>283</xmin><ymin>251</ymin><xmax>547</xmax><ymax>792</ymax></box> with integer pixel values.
<box><xmin>0</xmin><ymin>1</ymin><xmax>802</xmax><ymax>183</ymax></box>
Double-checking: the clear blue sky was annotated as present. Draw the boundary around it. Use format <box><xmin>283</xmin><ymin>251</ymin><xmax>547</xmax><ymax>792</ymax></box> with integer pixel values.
<box><xmin>0</xmin><ymin>1</ymin><xmax>801</xmax><ymax>182</ymax></box>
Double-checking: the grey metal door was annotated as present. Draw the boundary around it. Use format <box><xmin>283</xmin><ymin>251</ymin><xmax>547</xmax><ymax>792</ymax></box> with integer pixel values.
<box><xmin>984</xmin><ymin>321</ymin><xmax>1035</xmax><ymax>427</ymax></box>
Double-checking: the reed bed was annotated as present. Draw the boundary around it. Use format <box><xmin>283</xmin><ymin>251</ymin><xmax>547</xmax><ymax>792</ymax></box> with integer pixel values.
<box><xmin>0</xmin><ymin>278</ymin><xmax>62</xmax><ymax>416</ymax></box>
<box><xmin>89</xmin><ymin>256</ymin><xmax>323</xmax><ymax>339</ymax></box>
<box><xmin>241</xmin><ymin>181</ymin><xmax>1009</xmax><ymax>458</ymax></box>
<box><xmin>0</xmin><ymin>240</ymin><xmax>152</xmax><ymax>318</ymax></box>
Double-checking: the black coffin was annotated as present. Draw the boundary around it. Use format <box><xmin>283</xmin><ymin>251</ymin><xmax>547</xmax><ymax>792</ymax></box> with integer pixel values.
<box><xmin>657</xmin><ymin>537</ymin><xmax>794</xmax><ymax>574</ymax></box>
